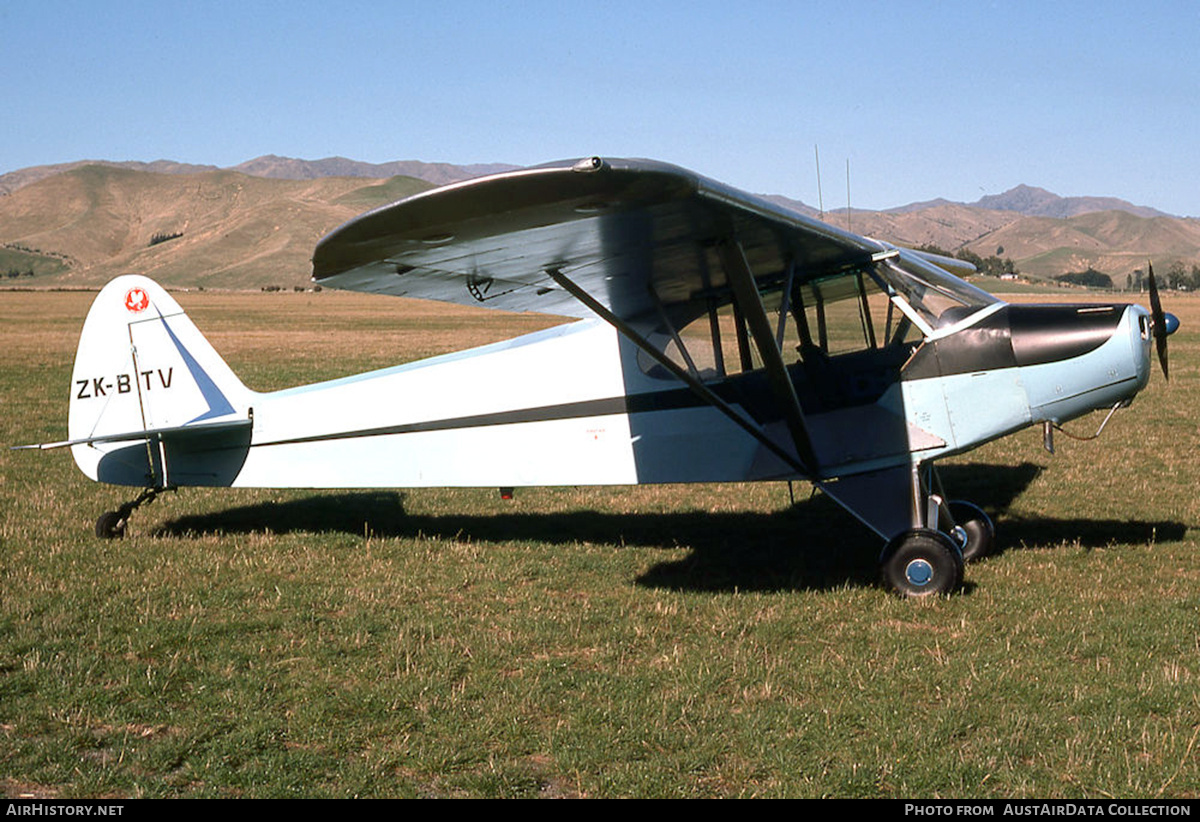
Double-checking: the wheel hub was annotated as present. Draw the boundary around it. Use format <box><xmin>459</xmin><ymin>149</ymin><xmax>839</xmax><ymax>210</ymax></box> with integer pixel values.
<box><xmin>904</xmin><ymin>558</ymin><xmax>934</xmax><ymax>587</ymax></box>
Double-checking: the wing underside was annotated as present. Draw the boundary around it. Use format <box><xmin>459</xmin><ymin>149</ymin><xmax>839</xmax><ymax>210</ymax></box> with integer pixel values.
<box><xmin>311</xmin><ymin>157</ymin><xmax>886</xmax><ymax>321</ymax></box>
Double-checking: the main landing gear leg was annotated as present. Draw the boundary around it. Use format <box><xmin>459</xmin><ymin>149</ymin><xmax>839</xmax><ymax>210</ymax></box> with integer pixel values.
<box><xmin>877</xmin><ymin>464</ymin><xmax>993</xmax><ymax>597</ymax></box>
<box><xmin>822</xmin><ymin>462</ymin><xmax>992</xmax><ymax>596</ymax></box>
<box><xmin>95</xmin><ymin>486</ymin><xmax>173</xmax><ymax>539</ymax></box>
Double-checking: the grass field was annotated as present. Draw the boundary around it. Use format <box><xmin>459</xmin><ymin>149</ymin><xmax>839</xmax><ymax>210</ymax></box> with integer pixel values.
<box><xmin>1</xmin><ymin>288</ymin><xmax>1198</xmax><ymax>798</ymax></box>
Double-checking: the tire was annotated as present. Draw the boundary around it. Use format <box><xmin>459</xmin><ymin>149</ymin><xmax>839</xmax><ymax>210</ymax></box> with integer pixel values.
<box><xmin>947</xmin><ymin>500</ymin><xmax>994</xmax><ymax>563</ymax></box>
<box><xmin>95</xmin><ymin>511</ymin><xmax>126</xmax><ymax>540</ymax></box>
<box><xmin>881</xmin><ymin>529</ymin><xmax>964</xmax><ymax>597</ymax></box>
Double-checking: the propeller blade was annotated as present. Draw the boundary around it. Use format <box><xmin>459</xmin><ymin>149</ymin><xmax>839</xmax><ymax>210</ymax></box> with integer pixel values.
<box><xmin>1147</xmin><ymin>262</ymin><xmax>1169</xmax><ymax>380</ymax></box>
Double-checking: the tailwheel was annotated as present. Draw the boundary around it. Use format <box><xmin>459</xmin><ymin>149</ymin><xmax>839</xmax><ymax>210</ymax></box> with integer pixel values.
<box><xmin>947</xmin><ymin>500</ymin><xmax>994</xmax><ymax>563</ymax></box>
<box><xmin>95</xmin><ymin>511</ymin><xmax>127</xmax><ymax>540</ymax></box>
<box><xmin>881</xmin><ymin>529</ymin><xmax>964</xmax><ymax>598</ymax></box>
<box><xmin>92</xmin><ymin>486</ymin><xmax>172</xmax><ymax>539</ymax></box>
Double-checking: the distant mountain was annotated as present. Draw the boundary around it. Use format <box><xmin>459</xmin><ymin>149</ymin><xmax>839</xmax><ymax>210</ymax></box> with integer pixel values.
<box><xmin>2</xmin><ymin>158</ymin><xmax>1176</xmax><ymax>219</ymax></box>
<box><xmin>970</xmin><ymin>184</ymin><xmax>1170</xmax><ymax>220</ymax></box>
<box><xmin>228</xmin><ymin>155</ymin><xmax>520</xmax><ymax>187</ymax></box>
<box><xmin>1</xmin><ymin>160</ymin><xmax>1197</xmax><ymax>289</ymax></box>
<box><xmin>762</xmin><ymin>194</ymin><xmax>820</xmax><ymax>219</ymax></box>
<box><xmin>0</xmin><ymin>156</ymin><xmax>518</xmax><ymax>197</ymax></box>
<box><xmin>761</xmin><ymin>184</ymin><xmax>1194</xmax><ymax>280</ymax></box>
<box><xmin>0</xmin><ymin>159</ymin><xmax>220</xmax><ymax>196</ymax></box>
<box><xmin>883</xmin><ymin>198</ymin><xmax>960</xmax><ymax>215</ymax></box>
<box><xmin>768</xmin><ymin>184</ymin><xmax>1172</xmax><ymax>221</ymax></box>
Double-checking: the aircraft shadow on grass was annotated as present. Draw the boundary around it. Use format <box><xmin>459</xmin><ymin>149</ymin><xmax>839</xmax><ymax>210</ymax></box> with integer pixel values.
<box><xmin>152</xmin><ymin>462</ymin><xmax>1186</xmax><ymax>594</ymax></box>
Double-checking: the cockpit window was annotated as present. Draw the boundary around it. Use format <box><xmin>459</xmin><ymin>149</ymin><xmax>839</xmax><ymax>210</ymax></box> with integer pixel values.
<box><xmin>791</xmin><ymin>269</ymin><xmax>920</xmax><ymax>355</ymax></box>
<box><xmin>635</xmin><ymin>249</ymin><xmax>999</xmax><ymax>383</ymax></box>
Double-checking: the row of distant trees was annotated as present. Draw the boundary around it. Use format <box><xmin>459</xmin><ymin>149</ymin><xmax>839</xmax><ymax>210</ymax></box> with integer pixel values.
<box><xmin>1132</xmin><ymin>261</ymin><xmax>1200</xmax><ymax>291</ymax></box>
<box><xmin>3</xmin><ymin>242</ymin><xmax>70</xmax><ymax>262</ymax></box>
<box><xmin>1057</xmin><ymin>269</ymin><xmax>1113</xmax><ymax>288</ymax></box>
<box><xmin>1059</xmin><ymin>263</ymin><xmax>1200</xmax><ymax>292</ymax></box>
<box><xmin>148</xmin><ymin>231</ymin><xmax>183</xmax><ymax>246</ymax></box>
<box><xmin>951</xmin><ymin>248</ymin><xmax>1018</xmax><ymax>278</ymax></box>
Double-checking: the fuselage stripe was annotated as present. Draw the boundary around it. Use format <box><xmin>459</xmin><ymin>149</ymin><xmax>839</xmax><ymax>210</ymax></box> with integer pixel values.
<box><xmin>251</xmin><ymin>390</ymin><xmax>706</xmax><ymax>449</ymax></box>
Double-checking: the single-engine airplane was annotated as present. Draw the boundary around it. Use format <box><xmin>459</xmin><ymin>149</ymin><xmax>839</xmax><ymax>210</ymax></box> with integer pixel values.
<box><xmin>20</xmin><ymin>157</ymin><xmax>1179</xmax><ymax>596</ymax></box>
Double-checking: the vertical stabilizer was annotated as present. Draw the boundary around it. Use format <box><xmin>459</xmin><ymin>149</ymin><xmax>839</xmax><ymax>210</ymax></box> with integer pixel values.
<box><xmin>68</xmin><ymin>276</ymin><xmax>252</xmax><ymax>483</ymax></box>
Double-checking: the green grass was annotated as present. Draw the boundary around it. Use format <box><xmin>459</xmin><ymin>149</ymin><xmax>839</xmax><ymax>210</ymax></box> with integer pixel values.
<box><xmin>0</xmin><ymin>246</ymin><xmax>70</xmax><ymax>279</ymax></box>
<box><xmin>1</xmin><ymin>290</ymin><xmax>1199</xmax><ymax>798</ymax></box>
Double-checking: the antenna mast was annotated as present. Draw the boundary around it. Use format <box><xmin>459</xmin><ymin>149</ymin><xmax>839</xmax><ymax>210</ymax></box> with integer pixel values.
<box><xmin>846</xmin><ymin>158</ymin><xmax>852</xmax><ymax>233</ymax></box>
<box><xmin>814</xmin><ymin>145</ymin><xmax>825</xmax><ymax>220</ymax></box>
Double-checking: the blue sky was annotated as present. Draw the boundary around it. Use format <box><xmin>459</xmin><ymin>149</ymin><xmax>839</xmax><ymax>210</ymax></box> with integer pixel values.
<box><xmin>4</xmin><ymin>0</ymin><xmax>1199</xmax><ymax>214</ymax></box>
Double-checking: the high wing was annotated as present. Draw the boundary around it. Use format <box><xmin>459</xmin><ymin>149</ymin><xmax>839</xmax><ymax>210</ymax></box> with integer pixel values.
<box><xmin>311</xmin><ymin>156</ymin><xmax>888</xmax><ymax>320</ymax></box>
<box><xmin>312</xmin><ymin>157</ymin><xmax>994</xmax><ymax>478</ymax></box>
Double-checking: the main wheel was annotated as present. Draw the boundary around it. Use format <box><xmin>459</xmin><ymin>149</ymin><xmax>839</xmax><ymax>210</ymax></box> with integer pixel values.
<box><xmin>95</xmin><ymin>511</ymin><xmax>127</xmax><ymax>539</ymax></box>
<box><xmin>947</xmin><ymin>500</ymin><xmax>994</xmax><ymax>563</ymax></box>
<box><xmin>881</xmin><ymin>529</ymin><xmax>964</xmax><ymax>597</ymax></box>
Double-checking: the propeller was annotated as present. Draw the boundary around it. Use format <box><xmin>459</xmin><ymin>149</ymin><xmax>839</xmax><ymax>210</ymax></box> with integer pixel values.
<box><xmin>1146</xmin><ymin>262</ymin><xmax>1179</xmax><ymax>380</ymax></box>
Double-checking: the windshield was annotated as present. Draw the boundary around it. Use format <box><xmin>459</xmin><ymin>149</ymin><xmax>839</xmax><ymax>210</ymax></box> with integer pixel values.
<box><xmin>875</xmin><ymin>251</ymin><xmax>999</xmax><ymax>331</ymax></box>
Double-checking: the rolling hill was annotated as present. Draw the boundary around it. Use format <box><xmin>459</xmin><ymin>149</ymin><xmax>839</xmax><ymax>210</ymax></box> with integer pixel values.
<box><xmin>2</xmin><ymin>159</ymin><xmax>1198</xmax><ymax>290</ymax></box>
<box><xmin>0</xmin><ymin>165</ymin><xmax>432</xmax><ymax>289</ymax></box>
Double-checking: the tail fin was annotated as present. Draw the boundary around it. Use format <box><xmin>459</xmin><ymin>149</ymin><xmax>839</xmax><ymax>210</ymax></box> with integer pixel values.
<box><xmin>68</xmin><ymin>276</ymin><xmax>253</xmax><ymax>484</ymax></box>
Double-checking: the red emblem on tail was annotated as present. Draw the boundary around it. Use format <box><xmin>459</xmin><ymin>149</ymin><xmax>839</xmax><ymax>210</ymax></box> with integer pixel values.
<box><xmin>124</xmin><ymin>287</ymin><xmax>149</xmax><ymax>313</ymax></box>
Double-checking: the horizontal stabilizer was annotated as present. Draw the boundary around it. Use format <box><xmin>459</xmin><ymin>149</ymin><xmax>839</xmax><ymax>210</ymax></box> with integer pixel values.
<box><xmin>15</xmin><ymin>416</ymin><xmax>252</xmax><ymax>451</ymax></box>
